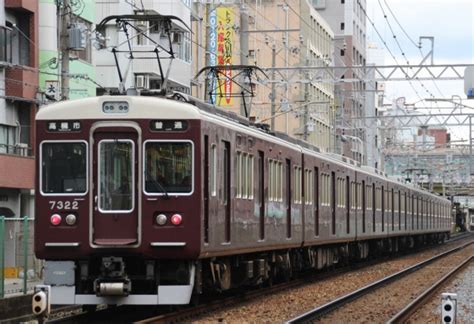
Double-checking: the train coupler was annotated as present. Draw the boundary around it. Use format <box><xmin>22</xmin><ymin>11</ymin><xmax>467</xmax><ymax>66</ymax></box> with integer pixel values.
<box><xmin>94</xmin><ymin>279</ymin><xmax>131</xmax><ymax>297</ymax></box>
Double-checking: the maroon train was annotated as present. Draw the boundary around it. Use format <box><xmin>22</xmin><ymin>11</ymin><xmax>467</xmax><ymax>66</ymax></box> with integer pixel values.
<box><xmin>34</xmin><ymin>94</ymin><xmax>451</xmax><ymax>306</ymax></box>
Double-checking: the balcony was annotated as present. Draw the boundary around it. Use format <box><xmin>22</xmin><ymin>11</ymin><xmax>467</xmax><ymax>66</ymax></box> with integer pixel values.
<box><xmin>5</xmin><ymin>67</ymin><xmax>38</xmax><ymax>100</ymax></box>
<box><xmin>0</xmin><ymin>149</ymin><xmax>34</xmax><ymax>189</ymax></box>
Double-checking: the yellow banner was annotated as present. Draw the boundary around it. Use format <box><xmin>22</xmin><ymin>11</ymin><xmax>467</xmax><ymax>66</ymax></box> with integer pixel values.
<box><xmin>216</xmin><ymin>7</ymin><xmax>234</xmax><ymax>107</ymax></box>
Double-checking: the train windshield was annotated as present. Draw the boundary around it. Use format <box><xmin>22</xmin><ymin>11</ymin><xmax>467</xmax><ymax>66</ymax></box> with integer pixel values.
<box><xmin>145</xmin><ymin>141</ymin><xmax>193</xmax><ymax>194</ymax></box>
<box><xmin>41</xmin><ymin>142</ymin><xmax>87</xmax><ymax>194</ymax></box>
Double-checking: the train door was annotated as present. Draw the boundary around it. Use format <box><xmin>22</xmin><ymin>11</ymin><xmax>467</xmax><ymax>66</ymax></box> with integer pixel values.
<box><xmin>286</xmin><ymin>159</ymin><xmax>292</xmax><ymax>238</ymax></box>
<box><xmin>91</xmin><ymin>125</ymin><xmax>140</xmax><ymax>247</ymax></box>
<box><xmin>331</xmin><ymin>171</ymin><xmax>336</xmax><ymax>235</ymax></box>
<box><xmin>222</xmin><ymin>140</ymin><xmax>231</xmax><ymax>242</ymax></box>
<box><xmin>204</xmin><ymin>135</ymin><xmax>210</xmax><ymax>244</ymax></box>
<box><xmin>258</xmin><ymin>150</ymin><xmax>265</xmax><ymax>240</ymax></box>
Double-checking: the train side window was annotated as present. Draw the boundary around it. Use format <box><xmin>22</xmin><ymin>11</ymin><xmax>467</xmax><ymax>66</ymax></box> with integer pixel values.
<box><xmin>294</xmin><ymin>166</ymin><xmax>302</xmax><ymax>204</ymax></box>
<box><xmin>365</xmin><ymin>185</ymin><xmax>372</xmax><ymax>211</ymax></box>
<box><xmin>268</xmin><ymin>159</ymin><xmax>273</xmax><ymax>201</ymax></box>
<box><xmin>236</xmin><ymin>151</ymin><xmax>242</xmax><ymax>198</ymax></box>
<box><xmin>210</xmin><ymin>144</ymin><xmax>217</xmax><ymax>197</ymax></box>
<box><xmin>242</xmin><ymin>153</ymin><xmax>248</xmax><ymax>199</ymax></box>
<box><xmin>376</xmin><ymin>187</ymin><xmax>382</xmax><ymax>211</ymax></box>
<box><xmin>357</xmin><ymin>183</ymin><xmax>362</xmax><ymax>210</ymax></box>
<box><xmin>276</xmin><ymin>160</ymin><xmax>281</xmax><ymax>201</ymax></box>
<box><xmin>248</xmin><ymin>155</ymin><xmax>254</xmax><ymax>199</ymax></box>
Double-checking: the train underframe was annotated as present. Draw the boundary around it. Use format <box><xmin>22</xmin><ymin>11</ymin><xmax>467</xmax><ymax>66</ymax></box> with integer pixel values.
<box><xmin>43</xmin><ymin>232</ymin><xmax>448</xmax><ymax>306</ymax></box>
<box><xmin>198</xmin><ymin>232</ymin><xmax>449</xmax><ymax>294</ymax></box>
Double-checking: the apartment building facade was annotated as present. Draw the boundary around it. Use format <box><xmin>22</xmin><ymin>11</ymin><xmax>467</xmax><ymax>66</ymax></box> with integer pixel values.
<box><xmin>0</xmin><ymin>0</ymin><xmax>38</xmax><ymax>269</ymax></box>
<box><xmin>192</xmin><ymin>0</ymin><xmax>335</xmax><ymax>152</ymax></box>
<box><xmin>314</xmin><ymin>0</ymin><xmax>367</xmax><ymax>162</ymax></box>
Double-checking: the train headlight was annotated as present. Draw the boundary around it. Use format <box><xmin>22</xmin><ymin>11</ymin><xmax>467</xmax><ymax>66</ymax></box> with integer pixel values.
<box><xmin>65</xmin><ymin>214</ymin><xmax>77</xmax><ymax>226</ymax></box>
<box><xmin>156</xmin><ymin>214</ymin><xmax>167</xmax><ymax>226</ymax></box>
<box><xmin>50</xmin><ymin>214</ymin><xmax>62</xmax><ymax>226</ymax></box>
<box><xmin>170</xmin><ymin>214</ymin><xmax>182</xmax><ymax>226</ymax></box>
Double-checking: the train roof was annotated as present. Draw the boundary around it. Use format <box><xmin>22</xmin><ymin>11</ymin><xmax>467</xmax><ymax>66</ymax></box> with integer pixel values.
<box><xmin>36</xmin><ymin>95</ymin><xmax>202</xmax><ymax>120</ymax></box>
<box><xmin>36</xmin><ymin>94</ymin><xmax>449</xmax><ymax>202</ymax></box>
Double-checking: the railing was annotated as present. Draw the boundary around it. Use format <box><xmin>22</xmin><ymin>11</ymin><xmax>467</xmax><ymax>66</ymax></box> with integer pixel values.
<box><xmin>0</xmin><ymin>216</ymin><xmax>38</xmax><ymax>298</ymax></box>
<box><xmin>0</xmin><ymin>143</ymin><xmax>33</xmax><ymax>157</ymax></box>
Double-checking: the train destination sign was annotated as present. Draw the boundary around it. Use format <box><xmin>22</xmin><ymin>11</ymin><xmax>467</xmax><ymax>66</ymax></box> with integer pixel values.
<box><xmin>150</xmin><ymin>120</ymin><xmax>188</xmax><ymax>131</ymax></box>
<box><xmin>47</xmin><ymin>121</ymin><xmax>81</xmax><ymax>132</ymax></box>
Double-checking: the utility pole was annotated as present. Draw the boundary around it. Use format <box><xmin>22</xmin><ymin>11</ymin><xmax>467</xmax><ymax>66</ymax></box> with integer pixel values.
<box><xmin>303</xmin><ymin>59</ymin><xmax>310</xmax><ymax>141</ymax></box>
<box><xmin>270</xmin><ymin>44</ymin><xmax>276</xmax><ymax>131</ymax></box>
<box><xmin>240</xmin><ymin>4</ymin><xmax>249</xmax><ymax>116</ymax></box>
<box><xmin>60</xmin><ymin>0</ymin><xmax>70</xmax><ymax>101</ymax></box>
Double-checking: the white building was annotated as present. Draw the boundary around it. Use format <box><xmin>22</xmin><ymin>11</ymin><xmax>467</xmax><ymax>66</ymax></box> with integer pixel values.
<box><xmin>95</xmin><ymin>1</ymin><xmax>192</xmax><ymax>93</ymax></box>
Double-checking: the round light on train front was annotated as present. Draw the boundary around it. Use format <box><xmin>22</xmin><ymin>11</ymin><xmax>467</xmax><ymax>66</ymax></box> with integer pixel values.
<box><xmin>65</xmin><ymin>214</ymin><xmax>77</xmax><ymax>225</ymax></box>
<box><xmin>156</xmin><ymin>214</ymin><xmax>167</xmax><ymax>226</ymax></box>
<box><xmin>50</xmin><ymin>214</ymin><xmax>62</xmax><ymax>226</ymax></box>
<box><xmin>170</xmin><ymin>214</ymin><xmax>182</xmax><ymax>226</ymax></box>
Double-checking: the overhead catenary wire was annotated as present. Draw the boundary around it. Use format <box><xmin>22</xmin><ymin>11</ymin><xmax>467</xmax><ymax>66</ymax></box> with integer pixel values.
<box><xmin>376</xmin><ymin>0</ymin><xmax>457</xmax><ymax>136</ymax></box>
<box><xmin>360</xmin><ymin>0</ymin><xmax>426</xmax><ymax>107</ymax></box>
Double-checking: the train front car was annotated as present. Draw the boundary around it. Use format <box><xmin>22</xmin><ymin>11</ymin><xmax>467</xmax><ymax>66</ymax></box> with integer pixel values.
<box><xmin>35</xmin><ymin>96</ymin><xmax>201</xmax><ymax>305</ymax></box>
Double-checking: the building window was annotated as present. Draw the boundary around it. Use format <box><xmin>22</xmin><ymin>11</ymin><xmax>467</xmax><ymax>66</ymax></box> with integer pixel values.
<box><xmin>0</xmin><ymin>26</ymin><xmax>12</xmax><ymax>64</ymax></box>
<box><xmin>340</xmin><ymin>49</ymin><xmax>345</xmax><ymax>56</ymax></box>
<box><xmin>340</xmin><ymin>22</ymin><xmax>345</xmax><ymax>30</ymax></box>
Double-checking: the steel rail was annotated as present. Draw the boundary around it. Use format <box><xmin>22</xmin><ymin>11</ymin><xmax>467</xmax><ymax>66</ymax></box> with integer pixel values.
<box><xmin>285</xmin><ymin>239</ymin><xmax>473</xmax><ymax>324</ymax></box>
<box><xmin>388</xmin><ymin>255</ymin><xmax>473</xmax><ymax>323</ymax></box>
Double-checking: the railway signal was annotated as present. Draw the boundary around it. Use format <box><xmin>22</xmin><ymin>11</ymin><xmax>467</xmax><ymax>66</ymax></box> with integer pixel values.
<box><xmin>441</xmin><ymin>292</ymin><xmax>457</xmax><ymax>324</ymax></box>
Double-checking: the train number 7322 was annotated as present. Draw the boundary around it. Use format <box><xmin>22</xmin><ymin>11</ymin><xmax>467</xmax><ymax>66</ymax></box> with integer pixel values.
<box><xmin>49</xmin><ymin>201</ymin><xmax>79</xmax><ymax>210</ymax></box>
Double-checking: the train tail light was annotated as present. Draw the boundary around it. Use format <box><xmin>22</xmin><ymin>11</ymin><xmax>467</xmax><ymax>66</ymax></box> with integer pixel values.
<box><xmin>170</xmin><ymin>214</ymin><xmax>182</xmax><ymax>226</ymax></box>
<box><xmin>50</xmin><ymin>214</ymin><xmax>62</xmax><ymax>226</ymax></box>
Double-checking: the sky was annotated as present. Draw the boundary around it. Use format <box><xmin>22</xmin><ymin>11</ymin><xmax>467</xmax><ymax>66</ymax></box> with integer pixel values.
<box><xmin>365</xmin><ymin>0</ymin><xmax>474</xmax><ymax>140</ymax></box>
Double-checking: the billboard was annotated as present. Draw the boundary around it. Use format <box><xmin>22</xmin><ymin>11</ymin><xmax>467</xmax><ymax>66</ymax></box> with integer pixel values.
<box><xmin>208</xmin><ymin>6</ymin><xmax>234</xmax><ymax>107</ymax></box>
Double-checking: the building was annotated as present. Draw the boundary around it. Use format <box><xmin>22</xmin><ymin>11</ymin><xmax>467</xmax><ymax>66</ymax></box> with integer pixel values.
<box><xmin>192</xmin><ymin>0</ymin><xmax>335</xmax><ymax>152</ymax></box>
<box><xmin>365</xmin><ymin>42</ymin><xmax>385</xmax><ymax>170</ymax></box>
<box><xmin>39</xmin><ymin>0</ymin><xmax>96</xmax><ymax>101</ymax></box>
<box><xmin>0</xmin><ymin>0</ymin><xmax>38</xmax><ymax>273</ymax></box>
<box><xmin>95</xmin><ymin>0</ymin><xmax>192</xmax><ymax>94</ymax></box>
<box><xmin>314</xmin><ymin>0</ymin><xmax>367</xmax><ymax>162</ymax></box>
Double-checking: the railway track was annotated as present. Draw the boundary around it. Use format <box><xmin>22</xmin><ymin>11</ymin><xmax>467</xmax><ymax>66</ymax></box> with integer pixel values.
<box><xmin>388</xmin><ymin>254</ymin><xmax>473</xmax><ymax>323</ymax></box>
<box><xmin>29</xmin><ymin>233</ymin><xmax>471</xmax><ymax>323</ymax></box>
<box><xmin>286</xmin><ymin>238</ymin><xmax>474</xmax><ymax>323</ymax></box>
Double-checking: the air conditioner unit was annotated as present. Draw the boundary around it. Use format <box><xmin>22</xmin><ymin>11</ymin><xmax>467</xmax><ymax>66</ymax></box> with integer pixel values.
<box><xmin>15</xmin><ymin>143</ymin><xmax>29</xmax><ymax>156</ymax></box>
<box><xmin>172</xmin><ymin>32</ymin><xmax>183</xmax><ymax>45</ymax></box>
<box><xmin>135</xmin><ymin>75</ymin><xmax>149</xmax><ymax>89</ymax></box>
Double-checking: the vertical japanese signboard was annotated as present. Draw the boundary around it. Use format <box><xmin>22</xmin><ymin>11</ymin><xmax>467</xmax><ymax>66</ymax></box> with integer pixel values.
<box><xmin>208</xmin><ymin>8</ymin><xmax>217</xmax><ymax>105</ymax></box>
<box><xmin>208</xmin><ymin>6</ymin><xmax>234</xmax><ymax>107</ymax></box>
